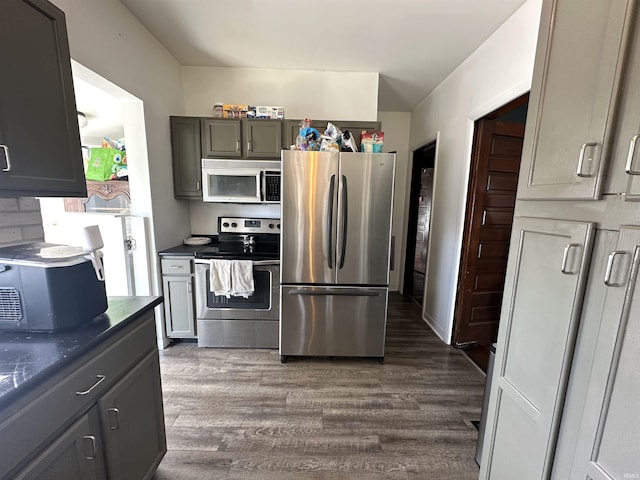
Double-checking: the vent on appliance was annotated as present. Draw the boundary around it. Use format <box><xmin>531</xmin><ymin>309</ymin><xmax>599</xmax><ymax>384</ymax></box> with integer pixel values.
<box><xmin>0</xmin><ymin>288</ymin><xmax>22</xmax><ymax>322</ymax></box>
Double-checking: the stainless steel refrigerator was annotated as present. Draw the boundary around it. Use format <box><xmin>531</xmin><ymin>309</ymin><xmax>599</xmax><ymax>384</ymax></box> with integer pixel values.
<box><xmin>279</xmin><ymin>150</ymin><xmax>396</xmax><ymax>362</ymax></box>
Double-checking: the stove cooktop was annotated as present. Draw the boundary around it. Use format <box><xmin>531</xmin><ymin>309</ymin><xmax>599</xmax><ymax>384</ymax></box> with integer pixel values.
<box><xmin>195</xmin><ymin>242</ymin><xmax>279</xmax><ymax>261</ymax></box>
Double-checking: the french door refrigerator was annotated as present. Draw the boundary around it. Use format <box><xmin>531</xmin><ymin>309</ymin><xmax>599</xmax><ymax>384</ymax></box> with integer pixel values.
<box><xmin>279</xmin><ymin>150</ymin><xmax>396</xmax><ymax>362</ymax></box>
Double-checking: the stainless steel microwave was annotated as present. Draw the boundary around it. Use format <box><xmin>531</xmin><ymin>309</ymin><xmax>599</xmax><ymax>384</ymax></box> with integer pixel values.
<box><xmin>201</xmin><ymin>159</ymin><xmax>281</xmax><ymax>203</ymax></box>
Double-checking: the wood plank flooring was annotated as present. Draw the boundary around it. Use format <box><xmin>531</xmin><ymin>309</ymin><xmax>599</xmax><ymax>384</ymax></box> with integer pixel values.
<box><xmin>153</xmin><ymin>293</ymin><xmax>485</xmax><ymax>480</ymax></box>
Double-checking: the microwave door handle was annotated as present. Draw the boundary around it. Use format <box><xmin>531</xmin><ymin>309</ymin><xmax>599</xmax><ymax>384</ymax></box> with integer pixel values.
<box><xmin>260</xmin><ymin>171</ymin><xmax>265</xmax><ymax>202</ymax></box>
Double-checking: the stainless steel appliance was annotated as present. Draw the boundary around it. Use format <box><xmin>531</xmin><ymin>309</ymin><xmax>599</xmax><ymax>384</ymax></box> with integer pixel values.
<box><xmin>279</xmin><ymin>151</ymin><xmax>396</xmax><ymax>362</ymax></box>
<box><xmin>194</xmin><ymin>217</ymin><xmax>280</xmax><ymax>348</ymax></box>
<box><xmin>0</xmin><ymin>242</ymin><xmax>107</xmax><ymax>331</ymax></box>
<box><xmin>201</xmin><ymin>159</ymin><xmax>280</xmax><ymax>203</ymax></box>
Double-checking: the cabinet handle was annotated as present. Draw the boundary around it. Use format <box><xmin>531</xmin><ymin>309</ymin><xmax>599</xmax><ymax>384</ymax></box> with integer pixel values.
<box><xmin>83</xmin><ymin>436</ymin><xmax>97</xmax><ymax>460</ymax></box>
<box><xmin>248</xmin><ymin>140</ymin><xmax>252</xmax><ymax>152</ymax></box>
<box><xmin>577</xmin><ymin>143</ymin><xmax>597</xmax><ymax>177</ymax></box>
<box><xmin>196</xmin><ymin>181</ymin><xmax>201</xmax><ymax>191</ymax></box>
<box><xmin>561</xmin><ymin>243</ymin><xmax>580</xmax><ymax>274</ymax></box>
<box><xmin>481</xmin><ymin>211</ymin><xmax>487</xmax><ymax>226</ymax></box>
<box><xmin>0</xmin><ymin>145</ymin><xmax>10</xmax><ymax>172</ymax></box>
<box><xmin>625</xmin><ymin>134</ymin><xmax>640</xmax><ymax>175</ymax></box>
<box><xmin>236</xmin><ymin>140</ymin><xmax>240</xmax><ymax>151</ymax></box>
<box><xmin>75</xmin><ymin>375</ymin><xmax>106</xmax><ymax>395</ymax></box>
<box><xmin>604</xmin><ymin>250</ymin><xmax>628</xmax><ymax>287</ymax></box>
<box><xmin>107</xmin><ymin>407</ymin><xmax>120</xmax><ymax>430</ymax></box>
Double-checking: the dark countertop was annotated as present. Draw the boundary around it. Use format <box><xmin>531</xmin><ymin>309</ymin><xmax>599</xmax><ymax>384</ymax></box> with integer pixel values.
<box><xmin>0</xmin><ymin>296</ymin><xmax>163</xmax><ymax>410</ymax></box>
<box><xmin>158</xmin><ymin>244</ymin><xmax>201</xmax><ymax>256</ymax></box>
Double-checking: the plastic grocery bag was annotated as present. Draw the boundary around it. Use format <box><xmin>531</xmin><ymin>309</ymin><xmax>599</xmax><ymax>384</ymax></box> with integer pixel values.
<box><xmin>85</xmin><ymin>148</ymin><xmax>127</xmax><ymax>181</ymax></box>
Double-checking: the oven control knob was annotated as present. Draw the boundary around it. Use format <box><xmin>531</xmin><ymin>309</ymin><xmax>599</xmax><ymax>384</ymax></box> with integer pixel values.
<box><xmin>222</xmin><ymin>222</ymin><xmax>230</xmax><ymax>228</ymax></box>
<box><xmin>277</xmin><ymin>223</ymin><xmax>281</xmax><ymax>229</ymax></box>
<box><xmin>268</xmin><ymin>223</ymin><xmax>274</xmax><ymax>229</ymax></box>
<box><xmin>231</xmin><ymin>222</ymin><xmax>238</xmax><ymax>228</ymax></box>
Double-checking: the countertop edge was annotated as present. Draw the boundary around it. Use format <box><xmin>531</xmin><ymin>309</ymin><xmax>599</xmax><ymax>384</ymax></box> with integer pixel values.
<box><xmin>0</xmin><ymin>296</ymin><xmax>163</xmax><ymax>413</ymax></box>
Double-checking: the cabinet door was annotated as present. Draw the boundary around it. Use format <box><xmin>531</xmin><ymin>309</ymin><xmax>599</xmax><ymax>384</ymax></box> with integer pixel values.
<box><xmin>163</xmin><ymin>275</ymin><xmax>196</xmax><ymax>338</ymax></box>
<box><xmin>0</xmin><ymin>0</ymin><xmax>86</xmax><ymax>197</ymax></box>
<box><xmin>170</xmin><ymin>116</ymin><xmax>202</xmax><ymax>199</ymax></box>
<box><xmin>201</xmin><ymin>119</ymin><xmax>242</xmax><ymax>157</ymax></box>
<box><xmin>604</xmin><ymin>5</ymin><xmax>640</xmax><ymax>198</ymax></box>
<box><xmin>567</xmin><ymin>226</ymin><xmax>640</xmax><ymax>480</ymax></box>
<box><xmin>334</xmin><ymin>121</ymin><xmax>381</xmax><ymax>152</ymax></box>
<box><xmin>99</xmin><ymin>351</ymin><xmax>166</xmax><ymax>480</ymax></box>
<box><xmin>479</xmin><ymin>217</ymin><xmax>594</xmax><ymax>480</ymax></box>
<box><xmin>15</xmin><ymin>406</ymin><xmax>106</xmax><ymax>480</ymax></box>
<box><xmin>518</xmin><ymin>0</ymin><xmax>634</xmax><ymax>200</ymax></box>
<box><xmin>244</xmin><ymin>120</ymin><xmax>282</xmax><ymax>158</ymax></box>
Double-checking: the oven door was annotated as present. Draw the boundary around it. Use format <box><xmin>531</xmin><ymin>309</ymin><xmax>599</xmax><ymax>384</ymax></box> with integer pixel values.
<box><xmin>201</xmin><ymin>167</ymin><xmax>261</xmax><ymax>203</ymax></box>
<box><xmin>194</xmin><ymin>260</ymin><xmax>280</xmax><ymax>321</ymax></box>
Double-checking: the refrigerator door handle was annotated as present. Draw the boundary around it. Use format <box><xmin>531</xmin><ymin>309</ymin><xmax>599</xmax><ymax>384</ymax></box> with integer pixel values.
<box><xmin>288</xmin><ymin>289</ymin><xmax>381</xmax><ymax>297</ymax></box>
<box><xmin>339</xmin><ymin>175</ymin><xmax>348</xmax><ymax>269</ymax></box>
<box><xmin>326</xmin><ymin>175</ymin><xmax>336</xmax><ymax>269</ymax></box>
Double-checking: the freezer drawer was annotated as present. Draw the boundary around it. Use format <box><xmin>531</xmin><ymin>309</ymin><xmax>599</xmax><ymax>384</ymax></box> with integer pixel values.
<box><xmin>280</xmin><ymin>285</ymin><xmax>388</xmax><ymax>358</ymax></box>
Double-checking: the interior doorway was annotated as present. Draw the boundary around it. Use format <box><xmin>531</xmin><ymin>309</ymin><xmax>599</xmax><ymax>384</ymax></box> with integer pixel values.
<box><xmin>403</xmin><ymin>141</ymin><xmax>436</xmax><ymax>304</ymax></box>
<box><xmin>453</xmin><ymin>93</ymin><xmax>529</xmax><ymax>371</ymax></box>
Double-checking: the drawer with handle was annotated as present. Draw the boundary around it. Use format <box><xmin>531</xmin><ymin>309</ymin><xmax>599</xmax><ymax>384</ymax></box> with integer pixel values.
<box><xmin>161</xmin><ymin>257</ymin><xmax>193</xmax><ymax>275</ymax></box>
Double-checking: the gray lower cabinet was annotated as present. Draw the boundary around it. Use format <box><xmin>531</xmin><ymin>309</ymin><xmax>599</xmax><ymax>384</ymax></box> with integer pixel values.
<box><xmin>162</xmin><ymin>257</ymin><xmax>196</xmax><ymax>338</ymax></box>
<box><xmin>479</xmin><ymin>217</ymin><xmax>594</xmax><ymax>480</ymax></box>
<box><xmin>15</xmin><ymin>406</ymin><xmax>106</xmax><ymax>480</ymax></box>
<box><xmin>3</xmin><ymin>310</ymin><xmax>166</xmax><ymax>480</ymax></box>
<box><xmin>518</xmin><ymin>0</ymin><xmax>634</xmax><ymax>200</ymax></box>
<box><xmin>558</xmin><ymin>226</ymin><xmax>640</xmax><ymax>479</ymax></box>
<box><xmin>170</xmin><ymin>116</ymin><xmax>202</xmax><ymax>199</ymax></box>
<box><xmin>0</xmin><ymin>0</ymin><xmax>86</xmax><ymax>198</ymax></box>
<box><xmin>99</xmin><ymin>352</ymin><xmax>165</xmax><ymax>480</ymax></box>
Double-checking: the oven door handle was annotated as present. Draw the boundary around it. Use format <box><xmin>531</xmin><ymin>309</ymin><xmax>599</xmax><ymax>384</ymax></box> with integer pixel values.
<box><xmin>194</xmin><ymin>259</ymin><xmax>280</xmax><ymax>266</ymax></box>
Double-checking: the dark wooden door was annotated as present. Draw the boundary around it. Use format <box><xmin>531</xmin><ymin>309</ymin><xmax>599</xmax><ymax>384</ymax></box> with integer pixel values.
<box><xmin>412</xmin><ymin>168</ymin><xmax>434</xmax><ymax>302</ymax></box>
<box><xmin>453</xmin><ymin>119</ymin><xmax>524</xmax><ymax>346</ymax></box>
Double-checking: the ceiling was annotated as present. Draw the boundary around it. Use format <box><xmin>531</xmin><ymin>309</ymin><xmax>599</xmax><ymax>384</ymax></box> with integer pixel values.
<box><xmin>118</xmin><ymin>0</ymin><xmax>529</xmax><ymax>112</ymax></box>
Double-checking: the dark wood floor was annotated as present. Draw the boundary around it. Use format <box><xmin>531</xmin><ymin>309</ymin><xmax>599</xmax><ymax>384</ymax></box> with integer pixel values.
<box><xmin>153</xmin><ymin>293</ymin><xmax>486</xmax><ymax>480</ymax></box>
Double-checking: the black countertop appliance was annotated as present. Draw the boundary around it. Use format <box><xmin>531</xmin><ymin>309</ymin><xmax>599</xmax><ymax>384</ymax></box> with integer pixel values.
<box><xmin>0</xmin><ymin>242</ymin><xmax>107</xmax><ymax>331</ymax></box>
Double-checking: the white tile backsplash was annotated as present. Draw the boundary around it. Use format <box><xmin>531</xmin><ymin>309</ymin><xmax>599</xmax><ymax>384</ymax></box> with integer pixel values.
<box><xmin>190</xmin><ymin>202</ymin><xmax>280</xmax><ymax>234</ymax></box>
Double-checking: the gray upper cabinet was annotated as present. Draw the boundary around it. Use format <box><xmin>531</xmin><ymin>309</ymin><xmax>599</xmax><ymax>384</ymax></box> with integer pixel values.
<box><xmin>170</xmin><ymin>116</ymin><xmax>202</xmax><ymax>199</ymax></box>
<box><xmin>244</xmin><ymin>120</ymin><xmax>282</xmax><ymax>158</ymax></box>
<box><xmin>201</xmin><ymin>119</ymin><xmax>242</xmax><ymax>157</ymax></box>
<box><xmin>0</xmin><ymin>0</ymin><xmax>86</xmax><ymax>198</ymax></box>
<box><xmin>518</xmin><ymin>0</ymin><xmax>634</xmax><ymax>200</ymax></box>
<box><xmin>283</xmin><ymin>120</ymin><xmax>381</xmax><ymax>152</ymax></box>
<box><xmin>479</xmin><ymin>217</ymin><xmax>594</xmax><ymax>480</ymax></box>
<box><xmin>604</xmin><ymin>6</ymin><xmax>640</xmax><ymax>199</ymax></box>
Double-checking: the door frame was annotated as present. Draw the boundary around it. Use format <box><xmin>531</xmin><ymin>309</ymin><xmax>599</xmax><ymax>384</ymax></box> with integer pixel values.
<box><xmin>452</xmin><ymin>93</ymin><xmax>529</xmax><ymax>349</ymax></box>
<box><xmin>403</xmin><ymin>141</ymin><xmax>436</xmax><ymax>299</ymax></box>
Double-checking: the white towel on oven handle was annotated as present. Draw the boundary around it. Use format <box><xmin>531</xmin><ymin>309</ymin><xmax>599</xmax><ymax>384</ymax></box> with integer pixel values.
<box><xmin>209</xmin><ymin>259</ymin><xmax>232</xmax><ymax>297</ymax></box>
<box><xmin>231</xmin><ymin>260</ymin><xmax>254</xmax><ymax>298</ymax></box>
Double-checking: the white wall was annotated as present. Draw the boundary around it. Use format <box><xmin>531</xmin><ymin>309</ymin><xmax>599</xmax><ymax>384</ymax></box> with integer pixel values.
<box><xmin>182</xmin><ymin>67</ymin><xmax>379</xmax><ymax>121</ymax></box>
<box><xmin>409</xmin><ymin>0</ymin><xmax>542</xmax><ymax>343</ymax></box>
<box><xmin>379</xmin><ymin>112</ymin><xmax>412</xmax><ymax>292</ymax></box>
<box><xmin>51</xmin><ymin>0</ymin><xmax>190</xmax><ymax>348</ymax></box>
<box><xmin>51</xmin><ymin>0</ymin><xmax>190</xmax><ymax>251</ymax></box>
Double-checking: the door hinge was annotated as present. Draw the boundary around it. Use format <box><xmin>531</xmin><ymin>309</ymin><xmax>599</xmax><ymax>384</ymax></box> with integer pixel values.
<box><xmin>126</xmin><ymin>236</ymin><xmax>137</xmax><ymax>251</ymax></box>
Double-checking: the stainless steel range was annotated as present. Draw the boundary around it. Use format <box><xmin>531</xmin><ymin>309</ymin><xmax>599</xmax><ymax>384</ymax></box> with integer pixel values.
<box><xmin>194</xmin><ymin>217</ymin><xmax>280</xmax><ymax>348</ymax></box>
